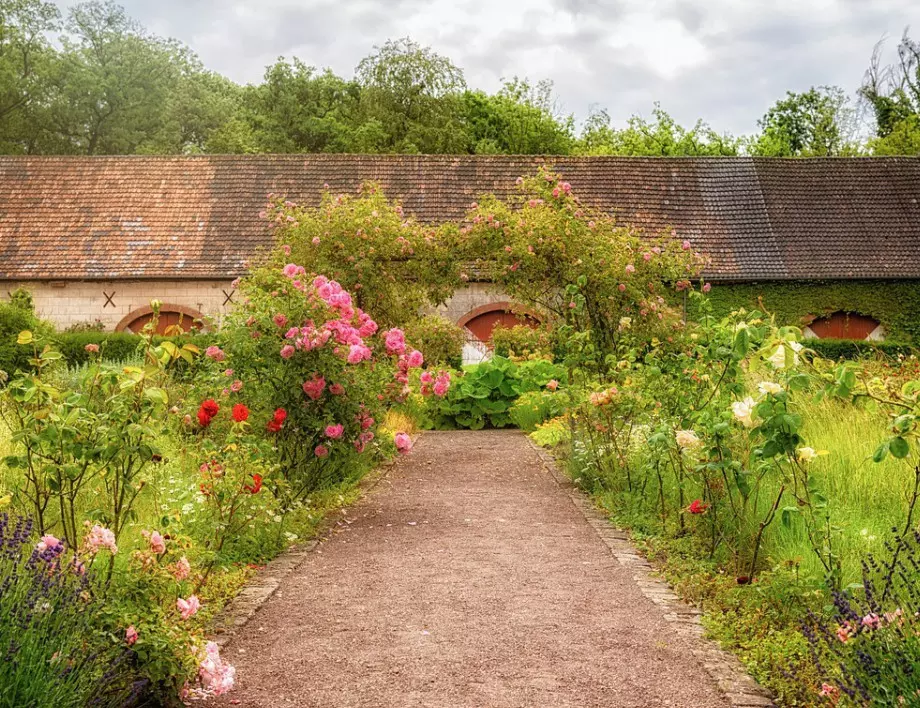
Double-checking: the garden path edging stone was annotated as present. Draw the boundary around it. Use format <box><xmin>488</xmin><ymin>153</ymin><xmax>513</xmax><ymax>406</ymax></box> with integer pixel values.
<box><xmin>528</xmin><ymin>440</ymin><xmax>776</xmax><ymax>708</ymax></box>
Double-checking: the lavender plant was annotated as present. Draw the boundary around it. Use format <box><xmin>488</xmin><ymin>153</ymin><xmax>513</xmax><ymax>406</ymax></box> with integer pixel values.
<box><xmin>0</xmin><ymin>513</ymin><xmax>138</xmax><ymax>707</ymax></box>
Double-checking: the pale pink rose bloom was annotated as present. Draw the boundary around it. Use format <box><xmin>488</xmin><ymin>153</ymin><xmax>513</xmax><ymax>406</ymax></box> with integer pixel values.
<box><xmin>625</xmin><ymin>264</ymin><xmax>635</xmax><ymax>274</ymax></box>
<box><xmin>125</xmin><ymin>625</ymin><xmax>138</xmax><ymax>646</ymax></box>
<box><xmin>148</xmin><ymin>531</ymin><xmax>166</xmax><ymax>555</ymax></box>
<box><xmin>280</xmin><ymin>345</ymin><xmax>295</xmax><ymax>360</ymax></box>
<box><xmin>682</xmin><ymin>240</ymin><xmax>692</xmax><ymax>250</ymax></box>
<box><xmin>314</xmin><ymin>444</ymin><xmax>329</xmax><ymax>458</ymax></box>
<box><xmin>420</xmin><ymin>371</ymin><xmax>434</xmax><ymax>384</ymax></box>
<box><xmin>433</xmin><ymin>373</ymin><xmax>451</xmax><ymax>397</ymax></box>
<box><xmin>85</xmin><ymin>524</ymin><xmax>118</xmax><ymax>555</ymax></box>
<box><xmin>407</xmin><ymin>350</ymin><xmax>424</xmax><ymax>368</ymax></box>
<box><xmin>394</xmin><ymin>432</ymin><xmax>412</xmax><ymax>454</ymax></box>
<box><xmin>177</xmin><ymin>595</ymin><xmax>200</xmax><ymax>620</ymax></box>
<box><xmin>173</xmin><ymin>556</ymin><xmax>191</xmax><ymax>581</ymax></box>
<box><xmin>205</xmin><ymin>346</ymin><xmax>225</xmax><ymax>362</ymax></box>
<box><xmin>84</xmin><ymin>343</ymin><xmax>99</xmax><ymax>353</ymax></box>
<box><xmin>36</xmin><ymin>534</ymin><xmax>61</xmax><ymax>553</ymax></box>
<box><xmin>198</xmin><ymin>641</ymin><xmax>236</xmax><ymax>696</ymax></box>
<box><xmin>546</xmin><ymin>379</ymin><xmax>559</xmax><ymax>391</ymax></box>
<box><xmin>325</xmin><ymin>424</ymin><xmax>344</xmax><ymax>439</ymax></box>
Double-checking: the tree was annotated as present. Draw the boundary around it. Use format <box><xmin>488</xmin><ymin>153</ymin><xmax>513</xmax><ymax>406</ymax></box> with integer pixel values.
<box><xmin>861</xmin><ymin>29</ymin><xmax>920</xmax><ymax>155</ymax></box>
<box><xmin>243</xmin><ymin>59</ymin><xmax>360</xmax><ymax>153</ymax></box>
<box><xmin>576</xmin><ymin>104</ymin><xmax>740</xmax><ymax>156</ymax></box>
<box><xmin>0</xmin><ymin>0</ymin><xmax>60</xmax><ymax>152</ymax></box>
<box><xmin>354</xmin><ymin>37</ymin><xmax>468</xmax><ymax>153</ymax></box>
<box><xmin>753</xmin><ymin>86</ymin><xmax>856</xmax><ymax>157</ymax></box>
<box><xmin>462</xmin><ymin>78</ymin><xmax>574</xmax><ymax>155</ymax></box>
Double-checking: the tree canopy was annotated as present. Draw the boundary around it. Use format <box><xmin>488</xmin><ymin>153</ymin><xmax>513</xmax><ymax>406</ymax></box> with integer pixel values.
<box><xmin>0</xmin><ymin>1</ymin><xmax>917</xmax><ymax>156</ymax></box>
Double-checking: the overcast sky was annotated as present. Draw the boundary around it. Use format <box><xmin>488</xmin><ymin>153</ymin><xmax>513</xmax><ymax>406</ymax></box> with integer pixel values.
<box><xmin>55</xmin><ymin>0</ymin><xmax>916</xmax><ymax>135</ymax></box>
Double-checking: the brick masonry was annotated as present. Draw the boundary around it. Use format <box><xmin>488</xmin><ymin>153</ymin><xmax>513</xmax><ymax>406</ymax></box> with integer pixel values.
<box><xmin>5</xmin><ymin>279</ymin><xmax>237</xmax><ymax>331</ymax></box>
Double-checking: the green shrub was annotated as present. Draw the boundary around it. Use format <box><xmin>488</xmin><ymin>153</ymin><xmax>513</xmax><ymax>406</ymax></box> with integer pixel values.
<box><xmin>509</xmin><ymin>389</ymin><xmax>567</xmax><ymax>431</ymax></box>
<box><xmin>0</xmin><ymin>301</ymin><xmax>52</xmax><ymax>376</ymax></box>
<box><xmin>404</xmin><ymin>315</ymin><xmax>465</xmax><ymax>368</ymax></box>
<box><xmin>491</xmin><ymin>324</ymin><xmax>556</xmax><ymax>360</ymax></box>
<box><xmin>804</xmin><ymin>338</ymin><xmax>914</xmax><ymax>360</ymax></box>
<box><xmin>429</xmin><ymin>356</ymin><xmax>564</xmax><ymax>429</ymax></box>
<box><xmin>54</xmin><ymin>331</ymin><xmax>215</xmax><ymax>366</ymax></box>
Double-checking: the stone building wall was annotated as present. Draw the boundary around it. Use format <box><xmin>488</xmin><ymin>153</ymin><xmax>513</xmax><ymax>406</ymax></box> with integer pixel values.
<box><xmin>429</xmin><ymin>282</ymin><xmax>513</xmax><ymax>324</ymax></box>
<box><xmin>4</xmin><ymin>279</ymin><xmax>235</xmax><ymax>331</ymax></box>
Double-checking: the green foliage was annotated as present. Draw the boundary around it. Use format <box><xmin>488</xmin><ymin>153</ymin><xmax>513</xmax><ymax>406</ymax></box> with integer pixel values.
<box><xmin>51</xmin><ymin>331</ymin><xmax>212</xmax><ymax>366</ymax></box>
<box><xmin>0</xmin><ymin>300</ymin><xmax>52</xmax><ymax>376</ymax></box>
<box><xmin>403</xmin><ymin>316</ymin><xmax>464</xmax><ymax>368</ymax></box>
<box><xmin>575</xmin><ymin>104</ymin><xmax>740</xmax><ymax>156</ymax></box>
<box><xmin>753</xmin><ymin>86</ymin><xmax>857</xmax><ymax>157</ymax></box>
<box><xmin>805</xmin><ymin>338</ymin><xmax>913</xmax><ymax>360</ymax></box>
<box><xmin>428</xmin><ymin>356</ymin><xmax>564</xmax><ymax>429</ymax></box>
<box><xmin>508</xmin><ymin>389</ymin><xmax>567</xmax><ymax>432</ymax></box>
<box><xmin>491</xmin><ymin>323</ymin><xmax>556</xmax><ymax>361</ymax></box>
<box><xmin>697</xmin><ymin>280</ymin><xmax>920</xmax><ymax>343</ymax></box>
<box><xmin>861</xmin><ymin>29</ymin><xmax>920</xmax><ymax>147</ymax></box>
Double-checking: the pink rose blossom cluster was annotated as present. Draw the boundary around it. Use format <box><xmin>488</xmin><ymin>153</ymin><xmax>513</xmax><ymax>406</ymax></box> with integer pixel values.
<box><xmin>302</xmin><ymin>374</ymin><xmax>326</xmax><ymax>401</ymax></box>
<box><xmin>196</xmin><ymin>641</ymin><xmax>236</xmax><ymax>697</ymax></box>
<box><xmin>420</xmin><ymin>370</ymin><xmax>452</xmax><ymax>397</ymax></box>
<box><xmin>384</xmin><ymin>328</ymin><xmax>406</xmax><ymax>355</ymax></box>
<box><xmin>177</xmin><ymin>595</ymin><xmax>200</xmax><ymax>620</ymax></box>
<box><xmin>205</xmin><ymin>346</ymin><xmax>226</xmax><ymax>362</ymax></box>
<box><xmin>84</xmin><ymin>524</ymin><xmax>118</xmax><ymax>555</ymax></box>
<box><xmin>144</xmin><ymin>530</ymin><xmax>166</xmax><ymax>555</ymax></box>
<box><xmin>394</xmin><ymin>432</ymin><xmax>413</xmax><ymax>455</ymax></box>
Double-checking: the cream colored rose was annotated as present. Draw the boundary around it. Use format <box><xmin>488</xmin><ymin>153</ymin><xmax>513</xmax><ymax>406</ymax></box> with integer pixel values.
<box><xmin>796</xmin><ymin>447</ymin><xmax>818</xmax><ymax>463</ymax></box>
<box><xmin>767</xmin><ymin>341</ymin><xmax>802</xmax><ymax>369</ymax></box>
<box><xmin>758</xmin><ymin>381</ymin><xmax>783</xmax><ymax>396</ymax></box>
<box><xmin>731</xmin><ymin>397</ymin><xmax>757</xmax><ymax>427</ymax></box>
<box><xmin>675</xmin><ymin>429</ymin><xmax>702</xmax><ymax>450</ymax></box>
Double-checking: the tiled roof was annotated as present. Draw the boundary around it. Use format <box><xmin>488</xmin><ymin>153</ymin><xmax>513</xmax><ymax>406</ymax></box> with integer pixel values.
<box><xmin>1</xmin><ymin>155</ymin><xmax>918</xmax><ymax>281</ymax></box>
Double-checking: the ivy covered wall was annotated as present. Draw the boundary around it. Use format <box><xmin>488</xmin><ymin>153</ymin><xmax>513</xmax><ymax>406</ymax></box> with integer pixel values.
<box><xmin>696</xmin><ymin>280</ymin><xmax>920</xmax><ymax>343</ymax></box>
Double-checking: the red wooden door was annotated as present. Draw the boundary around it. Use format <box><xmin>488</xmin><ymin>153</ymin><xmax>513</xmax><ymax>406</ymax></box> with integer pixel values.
<box><xmin>465</xmin><ymin>310</ymin><xmax>539</xmax><ymax>343</ymax></box>
<box><xmin>809</xmin><ymin>312</ymin><xmax>879</xmax><ymax>340</ymax></box>
<box><xmin>123</xmin><ymin>311</ymin><xmax>198</xmax><ymax>335</ymax></box>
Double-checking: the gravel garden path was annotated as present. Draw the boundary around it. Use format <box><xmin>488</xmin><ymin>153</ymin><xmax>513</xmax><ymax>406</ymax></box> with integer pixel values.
<box><xmin>214</xmin><ymin>430</ymin><xmax>733</xmax><ymax>707</ymax></box>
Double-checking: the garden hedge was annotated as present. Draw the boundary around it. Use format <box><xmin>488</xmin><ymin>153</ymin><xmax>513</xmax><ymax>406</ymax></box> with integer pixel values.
<box><xmin>804</xmin><ymin>338</ymin><xmax>914</xmax><ymax>360</ymax></box>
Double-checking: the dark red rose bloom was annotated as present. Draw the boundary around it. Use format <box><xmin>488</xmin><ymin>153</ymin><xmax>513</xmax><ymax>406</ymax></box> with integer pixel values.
<box><xmin>272</xmin><ymin>408</ymin><xmax>287</xmax><ymax>423</ymax></box>
<box><xmin>266</xmin><ymin>420</ymin><xmax>282</xmax><ymax>433</ymax></box>
<box><xmin>231</xmin><ymin>403</ymin><xmax>250</xmax><ymax>423</ymax></box>
<box><xmin>200</xmin><ymin>399</ymin><xmax>219</xmax><ymax>418</ymax></box>
<box><xmin>244</xmin><ymin>474</ymin><xmax>263</xmax><ymax>494</ymax></box>
<box><xmin>197</xmin><ymin>408</ymin><xmax>213</xmax><ymax>427</ymax></box>
<box><xmin>687</xmin><ymin>499</ymin><xmax>709</xmax><ymax>514</ymax></box>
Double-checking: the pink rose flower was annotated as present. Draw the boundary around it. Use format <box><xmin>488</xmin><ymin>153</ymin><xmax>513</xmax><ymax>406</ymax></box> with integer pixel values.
<box><xmin>84</xmin><ymin>343</ymin><xmax>99</xmax><ymax>353</ymax></box>
<box><xmin>329</xmin><ymin>383</ymin><xmax>345</xmax><ymax>395</ymax></box>
<box><xmin>394</xmin><ymin>432</ymin><xmax>412</xmax><ymax>454</ymax></box>
<box><xmin>125</xmin><ymin>625</ymin><xmax>138</xmax><ymax>646</ymax></box>
<box><xmin>407</xmin><ymin>350</ymin><xmax>424</xmax><ymax>368</ymax></box>
<box><xmin>177</xmin><ymin>595</ymin><xmax>200</xmax><ymax>620</ymax></box>
<box><xmin>198</xmin><ymin>641</ymin><xmax>236</xmax><ymax>696</ymax></box>
<box><xmin>325</xmin><ymin>424</ymin><xmax>344</xmax><ymax>439</ymax></box>
<box><xmin>273</xmin><ymin>313</ymin><xmax>288</xmax><ymax>328</ymax></box>
<box><xmin>205</xmin><ymin>346</ymin><xmax>225</xmax><ymax>362</ymax></box>
<box><xmin>625</xmin><ymin>264</ymin><xmax>635</xmax><ymax>274</ymax></box>
<box><xmin>384</xmin><ymin>328</ymin><xmax>406</xmax><ymax>355</ymax></box>
<box><xmin>302</xmin><ymin>375</ymin><xmax>326</xmax><ymax>400</ymax></box>
<box><xmin>546</xmin><ymin>379</ymin><xmax>559</xmax><ymax>391</ymax></box>
<box><xmin>148</xmin><ymin>530</ymin><xmax>166</xmax><ymax>555</ymax></box>
<box><xmin>230</xmin><ymin>380</ymin><xmax>243</xmax><ymax>392</ymax></box>
<box><xmin>682</xmin><ymin>240</ymin><xmax>692</xmax><ymax>251</ymax></box>
<box><xmin>84</xmin><ymin>524</ymin><xmax>117</xmax><ymax>555</ymax></box>
<box><xmin>347</xmin><ymin>344</ymin><xmax>372</xmax><ymax>364</ymax></box>
<box><xmin>314</xmin><ymin>444</ymin><xmax>329</xmax><ymax>458</ymax></box>
<box><xmin>173</xmin><ymin>556</ymin><xmax>191</xmax><ymax>581</ymax></box>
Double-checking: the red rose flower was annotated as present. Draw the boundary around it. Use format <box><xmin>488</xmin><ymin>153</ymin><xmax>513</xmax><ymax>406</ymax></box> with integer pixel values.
<box><xmin>232</xmin><ymin>403</ymin><xmax>250</xmax><ymax>422</ymax></box>
<box><xmin>200</xmin><ymin>399</ymin><xmax>219</xmax><ymax>418</ymax></box>
<box><xmin>243</xmin><ymin>474</ymin><xmax>262</xmax><ymax>494</ymax></box>
<box><xmin>687</xmin><ymin>499</ymin><xmax>709</xmax><ymax>514</ymax></box>
<box><xmin>272</xmin><ymin>408</ymin><xmax>287</xmax><ymax>423</ymax></box>
<box><xmin>197</xmin><ymin>408</ymin><xmax>213</xmax><ymax>427</ymax></box>
<box><xmin>266</xmin><ymin>419</ymin><xmax>282</xmax><ymax>433</ymax></box>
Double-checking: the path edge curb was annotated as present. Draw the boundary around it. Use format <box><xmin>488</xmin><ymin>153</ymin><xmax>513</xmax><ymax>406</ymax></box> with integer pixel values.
<box><xmin>208</xmin><ymin>451</ymin><xmax>402</xmax><ymax>648</ymax></box>
<box><xmin>528</xmin><ymin>440</ymin><xmax>777</xmax><ymax>708</ymax></box>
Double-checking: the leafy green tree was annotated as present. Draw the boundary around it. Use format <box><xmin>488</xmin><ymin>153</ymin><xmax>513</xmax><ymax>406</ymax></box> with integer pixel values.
<box><xmin>0</xmin><ymin>0</ymin><xmax>60</xmax><ymax>153</ymax></box>
<box><xmin>861</xmin><ymin>30</ymin><xmax>920</xmax><ymax>155</ymax></box>
<box><xmin>355</xmin><ymin>37</ymin><xmax>468</xmax><ymax>153</ymax></box>
<box><xmin>243</xmin><ymin>58</ymin><xmax>361</xmax><ymax>153</ymax></box>
<box><xmin>752</xmin><ymin>86</ymin><xmax>856</xmax><ymax>157</ymax></box>
<box><xmin>462</xmin><ymin>78</ymin><xmax>574</xmax><ymax>154</ymax></box>
<box><xmin>576</xmin><ymin>104</ymin><xmax>740</xmax><ymax>156</ymax></box>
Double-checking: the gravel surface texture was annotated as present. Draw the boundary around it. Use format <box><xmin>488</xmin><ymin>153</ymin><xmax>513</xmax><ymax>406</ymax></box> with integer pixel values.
<box><xmin>214</xmin><ymin>429</ymin><xmax>730</xmax><ymax>707</ymax></box>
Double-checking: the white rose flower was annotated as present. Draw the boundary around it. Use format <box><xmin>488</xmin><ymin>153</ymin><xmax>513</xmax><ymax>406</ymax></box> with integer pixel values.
<box><xmin>767</xmin><ymin>340</ymin><xmax>802</xmax><ymax>369</ymax></box>
<box><xmin>796</xmin><ymin>447</ymin><xmax>818</xmax><ymax>463</ymax></box>
<box><xmin>758</xmin><ymin>381</ymin><xmax>783</xmax><ymax>396</ymax></box>
<box><xmin>675</xmin><ymin>429</ymin><xmax>702</xmax><ymax>450</ymax></box>
<box><xmin>731</xmin><ymin>397</ymin><xmax>757</xmax><ymax>427</ymax></box>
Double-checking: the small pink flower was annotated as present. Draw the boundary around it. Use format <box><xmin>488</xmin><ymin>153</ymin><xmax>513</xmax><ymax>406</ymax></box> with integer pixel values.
<box><xmin>433</xmin><ymin>372</ymin><xmax>451</xmax><ymax>397</ymax></box>
<box><xmin>84</xmin><ymin>524</ymin><xmax>117</xmax><ymax>555</ymax></box>
<box><xmin>394</xmin><ymin>432</ymin><xmax>412</xmax><ymax>454</ymax></box>
<box><xmin>302</xmin><ymin>375</ymin><xmax>326</xmax><ymax>400</ymax></box>
<box><xmin>281</xmin><ymin>244</ymin><xmax>292</xmax><ymax>255</ymax></box>
<box><xmin>84</xmin><ymin>343</ymin><xmax>99</xmax><ymax>353</ymax></box>
<box><xmin>384</xmin><ymin>328</ymin><xmax>406</xmax><ymax>355</ymax></box>
<box><xmin>625</xmin><ymin>264</ymin><xmax>635</xmax><ymax>274</ymax></box>
<box><xmin>177</xmin><ymin>595</ymin><xmax>200</xmax><ymax>620</ymax></box>
<box><xmin>205</xmin><ymin>346</ymin><xmax>225</xmax><ymax>362</ymax></box>
<box><xmin>618</xmin><ymin>283</ymin><xmax>626</xmax><ymax>292</ymax></box>
<box><xmin>273</xmin><ymin>313</ymin><xmax>288</xmax><ymax>328</ymax></box>
<box><xmin>347</xmin><ymin>344</ymin><xmax>372</xmax><ymax>364</ymax></box>
<box><xmin>325</xmin><ymin>424</ymin><xmax>344</xmax><ymax>439</ymax></box>
<box><xmin>329</xmin><ymin>383</ymin><xmax>345</xmax><ymax>395</ymax></box>
<box><xmin>314</xmin><ymin>444</ymin><xmax>329</xmax><ymax>458</ymax></box>
<box><xmin>36</xmin><ymin>534</ymin><xmax>62</xmax><ymax>553</ymax></box>
<box><xmin>198</xmin><ymin>641</ymin><xmax>236</xmax><ymax>696</ymax></box>
<box><xmin>148</xmin><ymin>531</ymin><xmax>166</xmax><ymax>555</ymax></box>
<box><xmin>861</xmin><ymin>613</ymin><xmax>880</xmax><ymax>630</ymax></box>
<box><xmin>173</xmin><ymin>556</ymin><xmax>191</xmax><ymax>581</ymax></box>
<box><xmin>682</xmin><ymin>240</ymin><xmax>692</xmax><ymax>251</ymax></box>
<box><xmin>125</xmin><ymin>625</ymin><xmax>138</xmax><ymax>646</ymax></box>
<box><xmin>703</xmin><ymin>283</ymin><xmax>712</xmax><ymax>293</ymax></box>
<box><xmin>546</xmin><ymin>380</ymin><xmax>559</xmax><ymax>391</ymax></box>
<box><xmin>223</xmin><ymin>369</ymin><xmax>234</xmax><ymax>377</ymax></box>
<box><xmin>230</xmin><ymin>380</ymin><xmax>243</xmax><ymax>393</ymax></box>
<box><xmin>407</xmin><ymin>350</ymin><xmax>424</xmax><ymax>368</ymax></box>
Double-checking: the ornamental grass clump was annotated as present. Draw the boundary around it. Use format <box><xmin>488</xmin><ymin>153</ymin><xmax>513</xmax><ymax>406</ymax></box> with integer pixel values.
<box><xmin>0</xmin><ymin>513</ymin><xmax>138</xmax><ymax>708</ymax></box>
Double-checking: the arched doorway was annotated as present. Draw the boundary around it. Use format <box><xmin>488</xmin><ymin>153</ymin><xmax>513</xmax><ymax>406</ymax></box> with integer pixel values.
<box><xmin>116</xmin><ymin>304</ymin><xmax>205</xmax><ymax>335</ymax></box>
<box><xmin>457</xmin><ymin>302</ymin><xmax>541</xmax><ymax>363</ymax></box>
<box><xmin>806</xmin><ymin>311</ymin><xmax>883</xmax><ymax>340</ymax></box>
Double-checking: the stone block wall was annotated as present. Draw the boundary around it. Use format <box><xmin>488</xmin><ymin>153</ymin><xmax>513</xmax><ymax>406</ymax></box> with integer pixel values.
<box><xmin>429</xmin><ymin>283</ymin><xmax>512</xmax><ymax>324</ymax></box>
<box><xmin>4</xmin><ymin>279</ymin><xmax>235</xmax><ymax>331</ymax></box>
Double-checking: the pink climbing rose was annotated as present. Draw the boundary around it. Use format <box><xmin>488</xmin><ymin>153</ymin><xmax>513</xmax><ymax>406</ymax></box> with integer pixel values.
<box><xmin>302</xmin><ymin>375</ymin><xmax>326</xmax><ymax>400</ymax></box>
<box><xmin>84</xmin><ymin>524</ymin><xmax>118</xmax><ymax>555</ymax></box>
<box><xmin>280</xmin><ymin>345</ymin><xmax>295</xmax><ymax>360</ymax></box>
<box><xmin>325</xmin><ymin>424</ymin><xmax>344</xmax><ymax>439</ymax></box>
<box><xmin>205</xmin><ymin>346</ymin><xmax>225</xmax><ymax>362</ymax></box>
<box><xmin>177</xmin><ymin>595</ymin><xmax>200</xmax><ymax>620</ymax></box>
<box><xmin>347</xmin><ymin>344</ymin><xmax>372</xmax><ymax>364</ymax></box>
<box><xmin>197</xmin><ymin>641</ymin><xmax>236</xmax><ymax>696</ymax></box>
<box><xmin>125</xmin><ymin>625</ymin><xmax>138</xmax><ymax>646</ymax></box>
<box><xmin>172</xmin><ymin>556</ymin><xmax>191</xmax><ymax>581</ymax></box>
<box><xmin>394</xmin><ymin>432</ymin><xmax>412</xmax><ymax>455</ymax></box>
<box><xmin>407</xmin><ymin>350</ymin><xmax>424</xmax><ymax>368</ymax></box>
<box><xmin>36</xmin><ymin>534</ymin><xmax>61</xmax><ymax>553</ymax></box>
<box><xmin>147</xmin><ymin>530</ymin><xmax>166</xmax><ymax>555</ymax></box>
<box><xmin>384</xmin><ymin>328</ymin><xmax>406</xmax><ymax>355</ymax></box>
<box><xmin>314</xmin><ymin>444</ymin><xmax>329</xmax><ymax>458</ymax></box>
